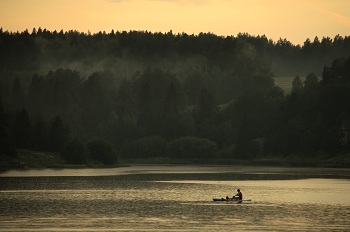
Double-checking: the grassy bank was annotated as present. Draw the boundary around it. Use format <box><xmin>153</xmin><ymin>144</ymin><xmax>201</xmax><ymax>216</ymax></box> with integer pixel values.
<box><xmin>1</xmin><ymin>149</ymin><xmax>349</xmax><ymax>170</ymax></box>
<box><xmin>0</xmin><ymin>149</ymin><xmax>123</xmax><ymax>170</ymax></box>
<box><xmin>122</xmin><ymin>155</ymin><xmax>350</xmax><ymax>168</ymax></box>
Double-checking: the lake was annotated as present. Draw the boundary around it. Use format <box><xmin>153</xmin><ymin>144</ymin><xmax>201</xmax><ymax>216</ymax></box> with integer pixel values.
<box><xmin>1</xmin><ymin>165</ymin><xmax>350</xmax><ymax>231</ymax></box>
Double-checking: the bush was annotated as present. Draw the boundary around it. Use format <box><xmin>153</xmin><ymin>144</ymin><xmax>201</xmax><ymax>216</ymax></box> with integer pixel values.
<box><xmin>120</xmin><ymin>136</ymin><xmax>167</xmax><ymax>159</ymax></box>
<box><xmin>321</xmin><ymin>126</ymin><xmax>341</xmax><ymax>156</ymax></box>
<box><xmin>166</xmin><ymin>136</ymin><xmax>218</xmax><ymax>159</ymax></box>
<box><xmin>60</xmin><ymin>137</ymin><xmax>88</xmax><ymax>164</ymax></box>
<box><xmin>87</xmin><ymin>137</ymin><xmax>118</xmax><ymax>165</ymax></box>
<box><xmin>219</xmin><ymin>144</ymin><xmax>235</xmax><ymax>159</ymax></box>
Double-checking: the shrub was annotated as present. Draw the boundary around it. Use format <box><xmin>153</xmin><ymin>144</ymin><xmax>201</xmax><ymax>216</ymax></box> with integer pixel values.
<box><xmin>60</xmin><ymin>137</ymin><xmax>88</xmax><ymax>164</ymax></box>
<box><xmin>120</xmin><ymin>136</ymin><xmax>167</xmax><ymax>159</ymax></box>
<box><xmin>166</xmin><ymin>136</ymin><xmax>218</xmax><ymax>159</ymax></box>
<box><xmin>87</xmin><ymin>137</ymin><xmax>118</xmax><ymax>165</ymax></box>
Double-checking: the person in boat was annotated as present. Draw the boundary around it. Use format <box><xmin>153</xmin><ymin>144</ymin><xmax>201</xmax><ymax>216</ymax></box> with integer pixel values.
<box><xmin>233</xmin><ymin>189</ymin><xmax>243</xmax><ymax>201</ymax></box>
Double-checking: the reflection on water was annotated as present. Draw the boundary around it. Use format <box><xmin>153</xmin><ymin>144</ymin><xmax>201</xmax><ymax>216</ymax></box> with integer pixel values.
<box><xmin>2</xmin><ymin>165</ymin><xmax>350</xmax><ymax>178</ymax></box>
<box><xmin>1</xmin><ymin>165</ymin><xmax>350</xmax><ymax>231</ymax></box>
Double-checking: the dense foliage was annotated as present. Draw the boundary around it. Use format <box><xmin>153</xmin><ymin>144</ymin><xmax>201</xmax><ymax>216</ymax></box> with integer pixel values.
<box><xmin>1</xmin><ymin>28</ymin><xmax>349</xmax><ymax>77</ymax></box>
<box><xmin>167</xmin><ymin>136</ymin><xmax>219</xmax><ymax>159</ymax></box>
<box><xmin>61</xmin><ymin>137</ymin><xmax>88</xmax><ymax>164</ymax></box>
<box><xmin>87</xmin><ymin>137</ymin><xmax>118</xmax><ymax>165</ymax></box>
<box><xmin>0</xmin><ymin>29</ymin><xmax>350</xmax><ymax>164</ymax></box>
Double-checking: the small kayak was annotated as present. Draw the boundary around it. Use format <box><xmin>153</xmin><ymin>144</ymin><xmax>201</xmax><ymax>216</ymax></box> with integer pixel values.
<box><xmin>213</xmin><ymin>198</ymin><xmax>252</xmax><ymax>203</ymax></box>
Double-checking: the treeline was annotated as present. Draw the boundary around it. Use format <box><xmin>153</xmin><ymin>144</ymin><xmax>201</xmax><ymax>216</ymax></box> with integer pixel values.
<box><xmin>1</xmin><ymin>28</ymin><xmax>350</xmax><ymax>77</ymax></box>
<box><xmin>0</xmin><ymin>29</ymin><xmax>350</xmax><ymax>165</ymax></box>
<box><xmin>0</xmin><ymin>103</ymin><xmax>118</xmax><ymax>165</ymax></box>
<box><xmin>1</xmin><ymin>57</ymin><xmax>350</xmax><ymax>163</ymax></box>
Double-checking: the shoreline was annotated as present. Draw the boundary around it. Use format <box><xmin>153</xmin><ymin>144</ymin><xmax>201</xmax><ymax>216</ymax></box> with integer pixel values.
<box><xmin>1</xmin><ymin>149</ymin><xmax>350</xmax><ymax>171</ymax></box>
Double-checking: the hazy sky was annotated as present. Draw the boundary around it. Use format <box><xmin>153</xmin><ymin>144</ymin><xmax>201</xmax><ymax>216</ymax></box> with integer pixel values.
<box><xmin>1</xmin><ymin>0</ymin><xmax>350</xmax><ymax>45</ymax></box>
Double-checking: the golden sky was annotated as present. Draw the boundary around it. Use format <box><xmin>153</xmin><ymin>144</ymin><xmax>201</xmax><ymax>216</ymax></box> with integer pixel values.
<box><xmin>1</xmin><ymin>0</ymin><xmax>350</xmax><ymax>45</ymax></box>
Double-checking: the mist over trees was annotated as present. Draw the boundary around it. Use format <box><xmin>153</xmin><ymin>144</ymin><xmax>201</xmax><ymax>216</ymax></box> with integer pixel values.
<box><xmin>1</xmin><ymin>28</ymin><xmax>350</xmax><ymax>164</ymax></box>
<box><xmin>1</xmin><ymin>28</ymin><xmax>350</xmax><ymax>77</ymax></box>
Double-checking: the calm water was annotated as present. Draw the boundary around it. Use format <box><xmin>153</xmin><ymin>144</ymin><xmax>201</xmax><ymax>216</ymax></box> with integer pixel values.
<box><xmin>1</xmin><ymin>165</ymin><xmax>350</xmax><ymax>231</ymax></box>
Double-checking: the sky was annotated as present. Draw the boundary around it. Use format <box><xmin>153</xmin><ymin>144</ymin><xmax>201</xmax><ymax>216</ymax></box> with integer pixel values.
<box><xmin>1</xmin><ymin>0</ymin><xmax>350</xmax><ymax>45</ymax></box>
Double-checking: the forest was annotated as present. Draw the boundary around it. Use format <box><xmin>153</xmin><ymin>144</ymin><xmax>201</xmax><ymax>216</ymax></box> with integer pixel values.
<box><xmin>0</xmin><ymin>28</ymin><xmax>350</xmax><ymax>166</ymax></box>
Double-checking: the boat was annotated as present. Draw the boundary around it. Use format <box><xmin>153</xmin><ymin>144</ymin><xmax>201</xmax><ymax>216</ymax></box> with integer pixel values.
<box><xmin>213</xmin><ymin>198</ymin><xmax>252</xmax><ymax>203</ymax></box>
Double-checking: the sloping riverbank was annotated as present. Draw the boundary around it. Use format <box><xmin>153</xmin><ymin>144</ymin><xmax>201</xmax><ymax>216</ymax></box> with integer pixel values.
<box><xmin>1</xmin><ymin>149</ymin><xmax>350</xmax><ymax>170</ymax></box>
